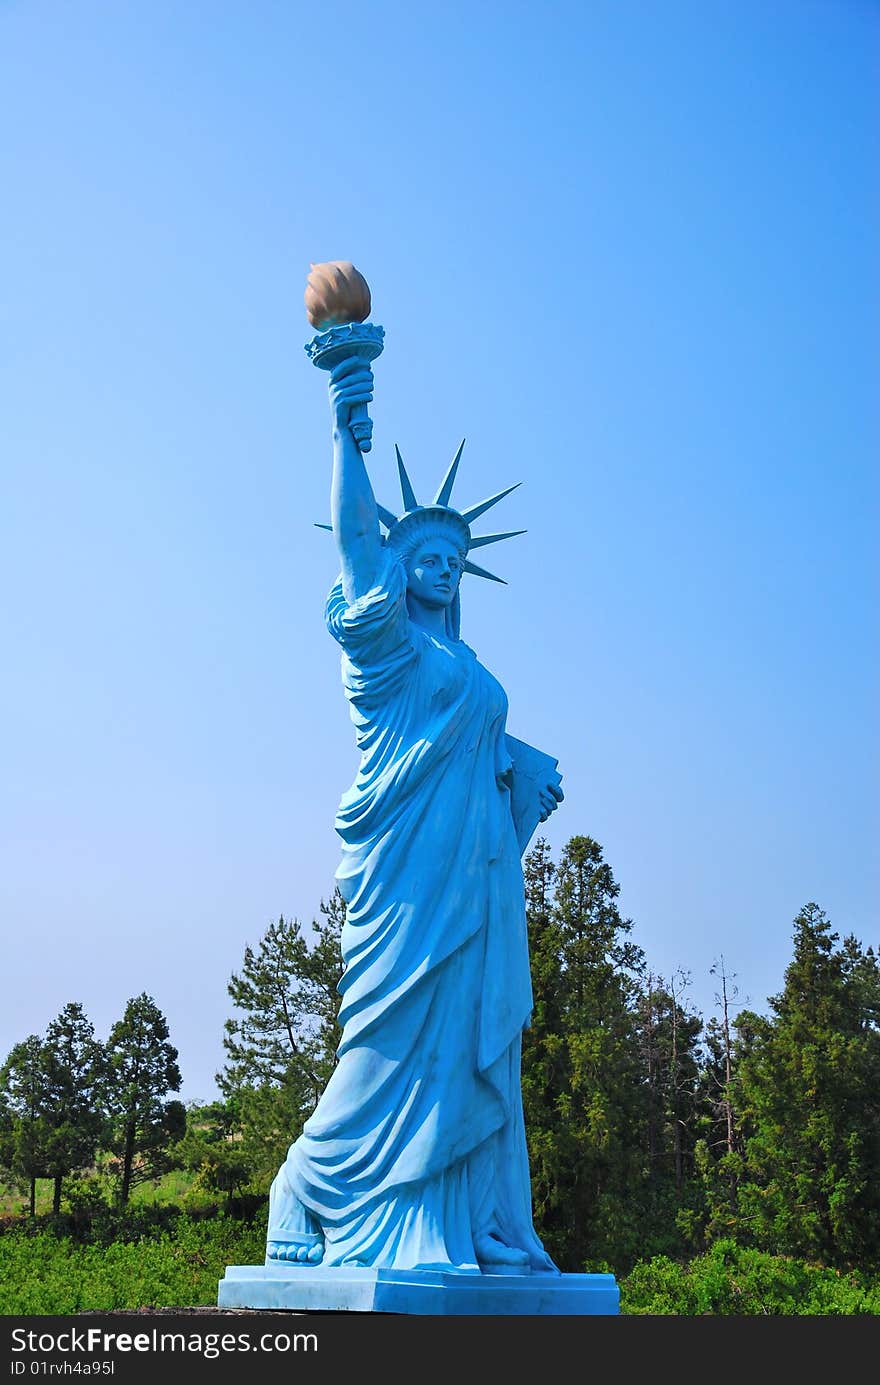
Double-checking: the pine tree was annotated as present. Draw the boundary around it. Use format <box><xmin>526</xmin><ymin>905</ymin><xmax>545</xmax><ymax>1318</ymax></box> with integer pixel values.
<box><xmin>104</xmin><ymin>994</ymin><xmax>185</xmax><ymax>1206</ymax></box>
<box><xmin>637</xmin><ymin>970</ymin><xmax>702</xmax><ymax>1194</ymax></box>
<box><xmin>636</xmin><ymin>972</ymin><xmax>663</xmax><ymax>1180</ymax></box>
<box><xmin>632</xmin><ymin>969</ymin><xmax>704</xmax><ymax>1256</ymax></box>
<box><xmin>307</xmin><ymin>891</ymin><xmax>345</xmax><ymax>1085</ymax></box>
<box><xmin>520</xmin><ymin>838</ymin><xmax>563</xmax><ymax>1235</ymax></box>
<box><xmin>692</xmin><ymin>958</ymin><xmax>746</xmax><ymax>1243</ymax></box>
<box><xmin>42</xmin><ymin>1003</ymin><xmax>106</xmax><ymax>1214</ymax></box>
<box><xmin>218</xmin><ymin>892</ymin><xmax>344</xmax><ymax>1184</ymax></box>
<box><xmin>176</xmin><ymin>1099</ymin><xmax>253</xmax><ymax>1211</ymax></box>
<box><xmin>661</xmin><ymin>970</ymin><xmax>702</xmax><ymax>1193</ymax></box>
<box><xmin>736</xmin><ymin>903</ymin><xmax>880</xmax><ymax>1266</ymax></box>
<box><xmin>521</xmin><ymin>835</ymin><xmax>647</xmax><ymax>1270</ymax></box>
<box><xmin>0</xmin><ymin>1036</ymin><xmax>49</xmax><ymax>1216</ymax></box>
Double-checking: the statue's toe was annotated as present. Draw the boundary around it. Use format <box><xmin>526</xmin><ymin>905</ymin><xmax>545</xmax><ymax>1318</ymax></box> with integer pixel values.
<box><xmin>266</xmin><ymin>1236</ymin><xmax>324</xmax><ymax>1265</ymax></box>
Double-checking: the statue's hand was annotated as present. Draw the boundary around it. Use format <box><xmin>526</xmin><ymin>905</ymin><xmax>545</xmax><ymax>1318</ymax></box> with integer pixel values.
<box><xmin>538</xmin><ymin>776</ymin><xmax>564</xmax><ymax>822</ymax></box>
<box><xmin>329</xmin><ymin>356</ymin><xmax>374</xmax><ymax>433</ymax></box>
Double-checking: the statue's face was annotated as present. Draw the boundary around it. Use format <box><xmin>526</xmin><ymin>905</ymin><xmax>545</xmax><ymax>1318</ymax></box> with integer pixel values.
<box><xmin>406</xmin><ymin>537</ymin><xmax>463</xmax><ymax>609</ymax></box>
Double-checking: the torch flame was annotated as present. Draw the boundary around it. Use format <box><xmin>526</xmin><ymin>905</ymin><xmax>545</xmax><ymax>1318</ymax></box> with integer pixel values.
<box><xmin>305</xmin><ymin>261</ymin><xmax>371</xmax><ymax>330</ymax></box>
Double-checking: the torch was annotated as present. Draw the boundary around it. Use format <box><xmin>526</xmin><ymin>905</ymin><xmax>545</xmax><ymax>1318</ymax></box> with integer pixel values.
<box><xmin>304</xmin><ymin>261</ymin><xmax>384</xmax><ymax>454</ymax></box>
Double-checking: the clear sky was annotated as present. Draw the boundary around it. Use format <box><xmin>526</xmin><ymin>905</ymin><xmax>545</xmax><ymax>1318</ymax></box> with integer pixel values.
<box><xmin>2</xmin><ymin>0</ymin><xmax>877</xmax><ymax>1103</ymax></box>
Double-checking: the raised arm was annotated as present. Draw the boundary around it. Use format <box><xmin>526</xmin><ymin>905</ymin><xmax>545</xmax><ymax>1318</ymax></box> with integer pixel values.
<box><xmin>329</xmin><ymin>357</ymin><xmax>383</xmax><ymax>604</ymax></box>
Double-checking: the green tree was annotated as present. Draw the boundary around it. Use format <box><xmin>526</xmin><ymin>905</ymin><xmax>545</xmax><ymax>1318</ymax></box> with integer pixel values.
<box><xmin>0</xmin><ymin>1036</ymin><xmax>50</xmax><ymax>1216</ymax></box>
<box><xmin>307</xmin><ymin>890</ymin><xmax>345</xmax><ymax>1076</ymax></box>
<box><xmin>42</xmin><ymin>1003</ymin><xmax>107</xmax><ymax>1214</ymax></box>
<box><xmin>218</xmin><ymin>892</ymin><xmax>344</xmax><ymax>1184</ymax></box>
<box><xmin>521</xmin><ymin>835</ymin><xmax>647</xmax><ymax>1271</ymax></box>
<box><xmin>520</xmin><ymin>838</ymin><xmax>563</xmax><ymax>1237</ymax></box>
<box><xmin>104</xmin><ymin>994</ymin><xmax>185</xmax><ymax>1206</ymax></box>
<box><xmin>634</xmin><ymin>970</ymin><xmax>705</xmax><ymax>1253</ymax></box>
<box><xmin>176</xmin><ymin>1099</ymin><xmax>252</xmax><ymax>1211</ymax></box>
<box><xmin>736</xmin><ymin>903</ymin><xmax>880</xmax><ymax>1266</ymax></box>
<box><xmin>637</xmin><ymin>971</ymin><xmax>703</xmax><ymax>1190</ymax></box>
<box><xmin>691</xmin><ymin>958</ymin><xmax>746</xmax><ymax>1244</ymax></box>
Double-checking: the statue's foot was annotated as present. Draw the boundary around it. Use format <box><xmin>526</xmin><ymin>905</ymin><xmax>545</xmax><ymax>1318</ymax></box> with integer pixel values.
<box><xmin>267</xmin><ymin>1236</ymin><xmax>324</xmax><ymax>1265</ymax></box>
<box><xmin>266</xmin><ymin>1164</ymin><xmax>324</xmax><ymax>1265</ymax></box>
<box><xmin>474</xmin><ymin>1231</ymin><xmax>531</xmax><ymax>1274</ymax></box>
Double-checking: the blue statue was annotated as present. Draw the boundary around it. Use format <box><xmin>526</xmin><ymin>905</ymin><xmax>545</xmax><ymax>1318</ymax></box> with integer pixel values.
<box><xmin>265</xmin><ymin>262</ymin><xmax>564</xmax><ymax>1276</ymax></box>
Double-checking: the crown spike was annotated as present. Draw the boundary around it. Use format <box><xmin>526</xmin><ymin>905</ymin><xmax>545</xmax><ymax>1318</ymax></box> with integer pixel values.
<box><xmin>468</xmin><ymin>529</ymin><xmax>526</xmax><ymax>550</ymax></box>
<box><xmin>433</xmin><ymin>439</ymin><xmax>466</xmax><ymax>507</ymax></box>
<box><xmin>460</xmin><ymin>482</ymin><xmax>522</xmax><ymax>525</ymax></box>
<box><xmin>314</xmin><ymin>522</ymin><xmax>333</xmax><ymax>531</ymax></box>
<box><xmin>395</xmin><ymin>445</ymin><xmax>419</xmax><ymax>512</ymax></box>
<box><xmin>463</xmin><ymin>558</ymin><xmax>507</xmax><ymax>584</ymax></box>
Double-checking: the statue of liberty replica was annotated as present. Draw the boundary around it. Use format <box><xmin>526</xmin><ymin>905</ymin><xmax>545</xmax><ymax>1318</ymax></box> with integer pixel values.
<box><xmin>219</xmin><ymin>264</ymin><xmax>619</xmax><ymax>1315</ymax></box>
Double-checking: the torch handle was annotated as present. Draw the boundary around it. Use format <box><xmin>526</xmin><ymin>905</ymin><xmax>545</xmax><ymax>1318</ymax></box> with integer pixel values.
<box><xmin>349</xmin><ymin>404</ymin><xmax>373</xmax><ymax>454</ymax></box>
<box><xmin>305</xmin><ymin>322</ymin><xmax>385</xmax><ymax>459</ymax></box>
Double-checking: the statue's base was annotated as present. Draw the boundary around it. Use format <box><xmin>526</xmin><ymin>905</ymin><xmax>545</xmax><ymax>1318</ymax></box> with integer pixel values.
<box><xmin>217</xmin><ymin>1263</ymin><xmax>619</xmax><ymax>1315</ymax></box>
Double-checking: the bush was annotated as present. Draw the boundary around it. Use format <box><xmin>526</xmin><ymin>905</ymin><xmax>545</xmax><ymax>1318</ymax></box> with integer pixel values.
<box><xmin>620</xmin><ymin>1239</ymin><xmax>880</xmax><ymax>1315</ymax></box>
<box><xmin>0</xmin><ymin>1213</ymin><xmax>267</xmax><ymax>1314</ymax></box>
<box><xmin>3</xmin><ymin>1216</ymin><xmax>878</xmax><ymax>1316</ymax></box>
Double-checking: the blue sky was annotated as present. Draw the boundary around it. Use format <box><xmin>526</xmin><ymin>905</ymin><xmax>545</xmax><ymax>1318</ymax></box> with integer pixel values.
<box><xmin>2</xmin><ymin>0</ymin><xmax>877</xmax><ymax>1103</ymax></box>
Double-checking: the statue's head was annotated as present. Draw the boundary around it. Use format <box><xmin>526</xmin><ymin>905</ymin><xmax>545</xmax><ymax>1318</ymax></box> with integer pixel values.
<box><xmin>319</xmin><ymin>441</ymin><xmax>525</xmax><ymax>639</ymax></box>
<box><xmin>400</xmin><ymin>537</ymin><xmax>466</xmax><ymax>637</ymax></box>
<box><xmin>387</xmin><ymin>507</ymin><xmax>468</xmax><ymax>633</ymax></box>
<box><xmin>382</xmin><ymin>447</ymin><xmax>524</xmax><ymax>638</ymax></box>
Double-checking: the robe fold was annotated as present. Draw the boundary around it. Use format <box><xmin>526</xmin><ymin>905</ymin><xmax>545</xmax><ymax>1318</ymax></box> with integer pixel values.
<box><xmin>272</xmin><ymin>550</ymin><xmax>555</xmax><ymax>1272</ymax></box>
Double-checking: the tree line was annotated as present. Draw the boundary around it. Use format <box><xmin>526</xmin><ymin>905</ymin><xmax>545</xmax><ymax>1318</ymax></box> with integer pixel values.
<box><xmin>2</xmin><ymin>834</ymin><xmax>878</xmax><ymax>1274</ymax></box>
<box><xmin>520</xmin><ymin>837</ymin><xmax>879</xmax><ymax>1271</ymax></box>
<box><xmin>0</xmin><ymin>994</ymin><xmax>184</xmax><ymax>1215</ymax></box>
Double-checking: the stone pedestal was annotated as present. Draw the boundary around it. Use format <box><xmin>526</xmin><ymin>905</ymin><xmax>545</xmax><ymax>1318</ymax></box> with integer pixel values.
<box><xmin>218</xmin><ymin>1263</ymin><xmax>619</xmax><ymax>1315</ymax></box>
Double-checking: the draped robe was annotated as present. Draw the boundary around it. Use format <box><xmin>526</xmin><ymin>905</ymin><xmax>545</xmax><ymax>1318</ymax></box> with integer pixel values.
<box><xmin>272</xmin><ymin>550</ymin><xmax>556</xmax><ymax>1272</ymax></box>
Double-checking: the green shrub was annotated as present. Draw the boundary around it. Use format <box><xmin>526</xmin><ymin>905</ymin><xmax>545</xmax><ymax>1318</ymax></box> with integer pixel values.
<box><xmin>3</xmin><ymin>1218</ymin><xmax>878</xmax><ymax>1315</ymax></box>
<box><xmin>621</xmin><ymin>1239</ymin><xmax>880</xmax><ymax>1315</ymax></box>
<box><xmin>0</xmin><ymin>1214</ymin><xmax>267</xmax><ymax>1314</ymax></box>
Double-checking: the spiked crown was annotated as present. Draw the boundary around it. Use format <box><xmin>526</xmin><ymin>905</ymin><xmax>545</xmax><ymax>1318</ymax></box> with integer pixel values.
<box><xmin>318</xmin><ymin>440</ymin><xmax>524</xmax><ymax>586</ymax></box>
